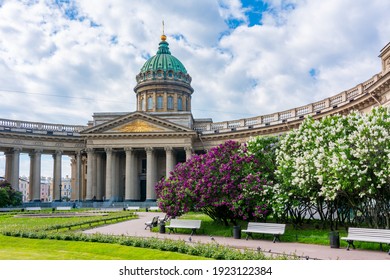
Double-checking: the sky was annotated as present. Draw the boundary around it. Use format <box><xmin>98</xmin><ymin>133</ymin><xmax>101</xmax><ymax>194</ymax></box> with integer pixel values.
<box><xmin>1</xmin><ymin>0</ymin><xmax>390</xmax><ymax>177</ymax></box>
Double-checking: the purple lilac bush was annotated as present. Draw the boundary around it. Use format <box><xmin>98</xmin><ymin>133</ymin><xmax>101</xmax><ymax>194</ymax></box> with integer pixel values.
<box><xmin>155</xmin><ymin>140</ymin><xmax>272</xmax><ymax>225</ymax></box>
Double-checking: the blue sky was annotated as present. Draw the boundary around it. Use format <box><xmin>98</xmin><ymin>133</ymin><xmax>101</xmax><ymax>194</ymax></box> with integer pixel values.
<box><xmin>1</xmin><ymin>0</ymin><xmax>390</xmax><ymax>176</ymax></box>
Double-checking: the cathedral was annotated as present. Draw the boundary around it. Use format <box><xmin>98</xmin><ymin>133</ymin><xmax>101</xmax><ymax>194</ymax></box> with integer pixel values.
<box><xmin>0</xmin><ymin>35</ymin><xmax>389</xmax><ymax>206</ymax></box>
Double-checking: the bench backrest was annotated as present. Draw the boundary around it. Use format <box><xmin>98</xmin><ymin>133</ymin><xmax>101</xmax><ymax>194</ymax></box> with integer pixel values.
<box><xmin>347</xmin><ymin>227</ymin><xmax>390</xmax><ymax>240</ymax></box>
<box><xmin>246</xmin><ymin>222</ymin><xmax>286</xmax><ymax>234</ymax></box>
<box><xmin>25</xmin><ymin>207</ymin><xmax>42</xmax><ymax>211</ymax></box>
<box><xmin>127</xmin><ymin>206</ymin><xmax>140</xmax><ymax>211</ymax></box>
<box><xmin>56</xmin><ymin>206</ymin><xmax>72</xmax><ymax>211</ymax></box>
<box><xmin>169</xmin><ymin>219</ymin><xmax>201</xmax><ymax>228</ymax></box>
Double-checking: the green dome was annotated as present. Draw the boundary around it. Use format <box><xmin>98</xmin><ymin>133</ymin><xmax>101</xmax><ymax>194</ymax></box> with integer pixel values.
<box><xmin>140</xmin><ymin>40</ymin><xmax>188</xmax><ymax>74</ymax></box>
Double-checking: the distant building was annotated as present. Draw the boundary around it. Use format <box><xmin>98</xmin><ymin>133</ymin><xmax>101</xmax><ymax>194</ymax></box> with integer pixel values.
<box><xmin>61</xmin><ymin>175</ymin><xmax>72</xmax><ymax>201</ymax></box>
<box><xmin>19</xmin><ymin>176</ymin><xmax>29</xmax><ymax>202</ymax></box>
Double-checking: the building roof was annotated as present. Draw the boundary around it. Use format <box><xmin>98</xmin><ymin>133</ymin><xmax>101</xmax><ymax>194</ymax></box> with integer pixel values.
<box><xmin>139</xmin><ymin>35</ymin><xmax>188</xmax><ymax>75</ymax></box>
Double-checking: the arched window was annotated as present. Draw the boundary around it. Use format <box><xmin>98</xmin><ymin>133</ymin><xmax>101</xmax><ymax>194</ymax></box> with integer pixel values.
<box><xmin>147</xmin><ymin>96</ymin><xmax>153</xmax><ymax>110</ymax></box>
<box><xmin>141</xmin><ymin>97</ymin><xmax>145</xmax><ymax>111</ymax></box>
<box><xmin>177</xmin><ymin>97</ymin><xmax>183</xmax><ymax>111</ymax></box>
<box><xmin>167</xmin><ymin>96</ymin><xmax>173</xmax><ymax>110</ymax></box>
<box><xmin>157</xmin><ymin>96</ymin><xmax>163</xmax><ymax>109</ymax></box>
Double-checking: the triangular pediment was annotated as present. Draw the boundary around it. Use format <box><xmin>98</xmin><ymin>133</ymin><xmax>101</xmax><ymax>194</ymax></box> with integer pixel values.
<box><xmin>81</xmin><ymin>111</ymin><xmax>194</xmax><ymax>135</ymax></box>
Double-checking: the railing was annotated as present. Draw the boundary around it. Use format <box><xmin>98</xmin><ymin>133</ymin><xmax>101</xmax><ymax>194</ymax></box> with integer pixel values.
<box><xmin>193</xmin><ymin>75</ymin><xmax>379</xmax><ymax>133</ymax></box>
<box><xmin>0</xmin><ymin>118</ymin><xmax>87</xmax><ymax>135</ymax></box>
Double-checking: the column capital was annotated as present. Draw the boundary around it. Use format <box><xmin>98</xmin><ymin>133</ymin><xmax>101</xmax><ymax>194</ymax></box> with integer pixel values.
<box><xmin>53</xmin><ymin>150</ymin><xmax>63</xmax><ymax>158</ymax></box>
<box><xmin>104</xmin><ymin>147</ymin><xmax>113</xmax><ymax>153</ymax></box>
<box><xmin>13</xmin><ymin>147</ymin><xmax>22</xmax><ymax>153</ymax></box>
<box><xmin>124</xmin><ymin>147</ymin><xmax>134</xmax><ymax>152</ymax></box>
<box><xmin>184</xmin><ymin>146</ymin><xmax>193</xmax><ymax>152</ymax></box>
<box><xmin>145</xmin><ymin>147</ymin><xmax>154</xmax><ymax>153</ymax></box>
<box><xmin>164</xmin><ymin>146</ymin><xmax>173</xmax><ymax>152</ymax></box>
<box><xmin>86</xmin><ymin>148</ymin><xmax>94</xmax><ymax>153</ymax></box>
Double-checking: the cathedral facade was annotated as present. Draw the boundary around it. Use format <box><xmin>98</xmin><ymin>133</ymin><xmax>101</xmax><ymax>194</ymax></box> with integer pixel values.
<box><xmin>1</xmin><ymin>37</ymin><xmax>390</xmax><ymax>205</ymax></box>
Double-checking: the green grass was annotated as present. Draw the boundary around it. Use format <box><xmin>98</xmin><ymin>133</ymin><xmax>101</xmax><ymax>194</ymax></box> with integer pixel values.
<box><xmin>0</xmin><ymin>210</ymin><xmax>212</xmax><ymax>260</ymax></box>
<box><xmin>0</xmin><ymin>235</ymin><xmax>207</xmax><ymax>260</ymax></box>
<box><xmin>0</xmin><ymin>209</ymin><xmax>387</xmax><ymax>259</ymax></box>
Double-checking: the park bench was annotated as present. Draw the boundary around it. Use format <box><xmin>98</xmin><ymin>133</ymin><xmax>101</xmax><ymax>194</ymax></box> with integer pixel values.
<box><xmin>145</xmin><ymin>216</ymin><xmax>160</xmax><ymax>230</ymax></box>
<box><xmin>126</xmin><ymin>206</ymin><xmax>140</xmax><ymax>211</ymax></box>
<box><xmin>166</xmin><ymin>219</ymin><xmax>202</xmax><ymax>236</ymax></box>
<box><xmin>25</xmin><ymin>207</ymin><xmax>42</xmax><ymax>211</ymax></box>
<box><xmin>341</xmin><ymin>227</ymin><xmax>390</xmax><ymax>254</ymax></box>
<box><xmin>242</xmin><ymin>222</ymin><xmax>286</xmax><ymax>243</ymax></box>
<box><xmin>148</xmin><ymin>206</ymin><xmax>159</xmax><ymax>211</ymax></box>
<box><xmin>56</xmin><ymin>206</ymin><xmax>72</xmax><ymax>211</ymax></box>
<box><xmin>100</xmin><ymin>208</ymin><xmax>123</xmax><ymax>212</ymax></box>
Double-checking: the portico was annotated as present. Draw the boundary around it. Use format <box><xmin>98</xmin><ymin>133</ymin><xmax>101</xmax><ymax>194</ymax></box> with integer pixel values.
<box><xmin>80</xmin><ymin>111</ymin><xmax>197</xmax><ymax>202</ymax></box>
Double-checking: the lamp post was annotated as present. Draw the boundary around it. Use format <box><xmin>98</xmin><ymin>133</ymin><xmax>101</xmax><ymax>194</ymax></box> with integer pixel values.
<box><xmin>59</xmin><ymin>184</ymin><xmax>62</xmax><ymax>202</ymax></box>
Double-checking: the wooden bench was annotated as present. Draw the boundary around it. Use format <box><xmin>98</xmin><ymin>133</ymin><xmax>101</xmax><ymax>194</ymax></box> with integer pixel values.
<box><xmin>126</xmin><ymin>206</ymin><xmax>140</xmax><ymax>211</ymax></box>
<box><xmin>145</xmin><ymin>216</ymin><xmax>160</xmax><ymax>230</ymax></box>
<box><xmin>166</xmin><ymin>219</ymin><xmax>202</xmax><ymax>236</ymax></box>
<box><xmin>148</xmin><ymin>206</ymin><xmax>159</xmax><ymax>211</ymax></box>
<box><xmin>25</xmin><ymin>207</ymin><xmax>42</xmax><ymax>211</ymax></box>
<box><xmin>242</xmin><ymin>222</ymin><xmax>286</xmax><ymax>243</ymax></box>
<box><xmin>341</xmin><ymin>227</ymin><xmax>390</xmax><ymax>254</ymax></box>
<box><xmin>56</xmin><ymin>206</ymin><xmax>72</xmax><ymax>211</ymax></box>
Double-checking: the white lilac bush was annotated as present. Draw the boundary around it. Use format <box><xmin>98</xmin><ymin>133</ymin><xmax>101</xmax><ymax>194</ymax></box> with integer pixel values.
<box><xmin>275</xmin><ymin>107</ymin><xmax>390</xmax><ymax>229</ymax></box>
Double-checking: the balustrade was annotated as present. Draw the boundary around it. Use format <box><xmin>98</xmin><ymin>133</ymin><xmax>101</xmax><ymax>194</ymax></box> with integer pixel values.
<box><xmin>0</xmin><ymin>118</ymin><xmax>86</xmax><ymax>134</ymax></box>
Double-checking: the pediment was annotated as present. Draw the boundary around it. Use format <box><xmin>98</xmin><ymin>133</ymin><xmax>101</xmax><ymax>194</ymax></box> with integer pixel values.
<box><xmin>109</xmin><ymin>119</ymin><xmax>169</xmax><ymax>133</ymax></box>
<box><xmin>81</xmin><ymin>112</ymin><xmax>194</xmax><ymax>135</ymax></box>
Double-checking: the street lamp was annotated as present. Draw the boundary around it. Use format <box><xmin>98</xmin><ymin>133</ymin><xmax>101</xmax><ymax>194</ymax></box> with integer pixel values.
<box><xmin>59</xmin><ymin>184</ymin><xmax>62</xmax><ymax>202</ymax></box>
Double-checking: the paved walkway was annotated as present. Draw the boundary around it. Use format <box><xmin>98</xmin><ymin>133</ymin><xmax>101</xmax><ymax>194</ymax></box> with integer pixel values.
<box><xmin>83</xmin><ymin>212</ymin><xmax>390</xmax><ymax>260</ymax></box>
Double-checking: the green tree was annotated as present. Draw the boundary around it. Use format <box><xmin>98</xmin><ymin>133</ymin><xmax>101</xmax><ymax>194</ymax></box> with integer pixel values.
<box><xmin>0</xmin><ymin>180</ymin><xmax>23</xmax><ymax>207</ymax></box>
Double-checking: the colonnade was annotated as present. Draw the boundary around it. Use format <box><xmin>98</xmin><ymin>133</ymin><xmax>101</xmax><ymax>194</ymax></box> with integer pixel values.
<box><xmin>2</xmin><ymin>144</ymin><xmax>193</xmax><ymax>203</ymax></box>
<box><xmin>3</xmin><ymin>148</ymin><xmax>65</xmax><ymax>201</ymax></box>
<box><xmin>83</xmin><ymin>146</ymin><xmax>193</xmax><ymax>202</ymax></box>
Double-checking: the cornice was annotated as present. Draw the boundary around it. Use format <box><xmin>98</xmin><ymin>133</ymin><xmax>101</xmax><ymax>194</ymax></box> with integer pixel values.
<box><xmin>83</xmin><ymin>131</ymin><xmax>197</xmax><ymax>139</ymax></box>
<box><xmin>0</xmin><ymin>131</ymin><xmax>83</xmax><ymax>143</ymax></box>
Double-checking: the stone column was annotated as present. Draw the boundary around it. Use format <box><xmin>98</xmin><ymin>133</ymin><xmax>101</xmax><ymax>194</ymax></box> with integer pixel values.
<box><xmin>10</xmin><ymin>148</ymin><xmax>21</xmax><ymax>189</ymax></box>
<box><xmin>185</xmin><ymin>146</ymin><xmax>193</xmax><ymax>161</ymax></box>
<box><xmin>29</xmin><ymin>149</ymin><xmax>42</xmax><ymax>201</ymax></box>
<box><xmin>70</xmin><ymin>156</ymin><xmax>76</xmax><ymax>201</ymax></box>
<box><xmin>86</xmin><ymin>148</ymin><xmax>95</xmax><ymax>200</ymax></box>
<box><xmin>145</xmin><ymin>147</ymin><xmax>157</xmax><ymax>200</ymax></box>
<box><xmin>74</xmin><ymin>151</ymin><xmax>82</xmax><ymax>201</ymax></box>
<box><xmin>165</xmin><ymin>146</ymin><xmax>175</xmax><ymax>178</ymax></box>
<box><xmin>53</xmin><ymin>150</ymin><xmax>62</xmax><ymax>201</ymax></box>
<box><xmin>110</xmin><ymin>151</ymin><xmax>119</xmax><ymax>200</ymax></box>
<box><xmin>96</xmin><ymin>153</ymin><xmax>103</xmax><ymax>200</ymax></box>
<box><xmin>4</xmin><ymin>151</ymin><xmax>13</xmax><ymax>183</ymax></box>
<box><xmin>125</xmin><ymin>148</ymin><xmax>138</xmax><ymax>201</ymax></box>
<box><xmin>104</xmin><ymin>148</ymin><xmax>113</xmax><ymax>200</ymax></box>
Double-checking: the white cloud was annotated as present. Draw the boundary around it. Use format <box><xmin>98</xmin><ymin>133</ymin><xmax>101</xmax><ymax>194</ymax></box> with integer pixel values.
<box><xmin>1</xmin><ymin>0</ymin><xmax>390</xmax><ymax>176</ymax></box>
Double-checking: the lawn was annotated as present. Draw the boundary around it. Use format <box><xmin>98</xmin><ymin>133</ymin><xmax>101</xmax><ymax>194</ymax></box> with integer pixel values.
<box><xmin>0</xmin><ymin>211</ymin><xmax>209</xmax><ymax>260</ymax></box>
<box><xmin>0</xmin><ymin>235</ymin><xmax>207</xmax><ymax>260</ymax></box>
<box><xmin>0</xmin><ymin>209</ymin><xmax>385</xmax><ymax>259</ymax></box>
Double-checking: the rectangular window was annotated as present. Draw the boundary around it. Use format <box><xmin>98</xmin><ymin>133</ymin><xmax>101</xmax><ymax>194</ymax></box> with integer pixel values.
<box><xmin>167</xmin><ymin>96</ymin><xmax>173</xmax><ymax>110</ymax></box>
<box><xmin>178</xmin><ymin>97</ymin><xmax>182</xmax><ymax>111</ymax></box>
<box><xmin>147</xmin><ymin>97</ymin><xmax>153</xmax><ymax>110</ymax></box>
<box><xmin>157</xmin><ymin>96</ymin><xmax>163</xmax><ymax>109</ymax></box>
